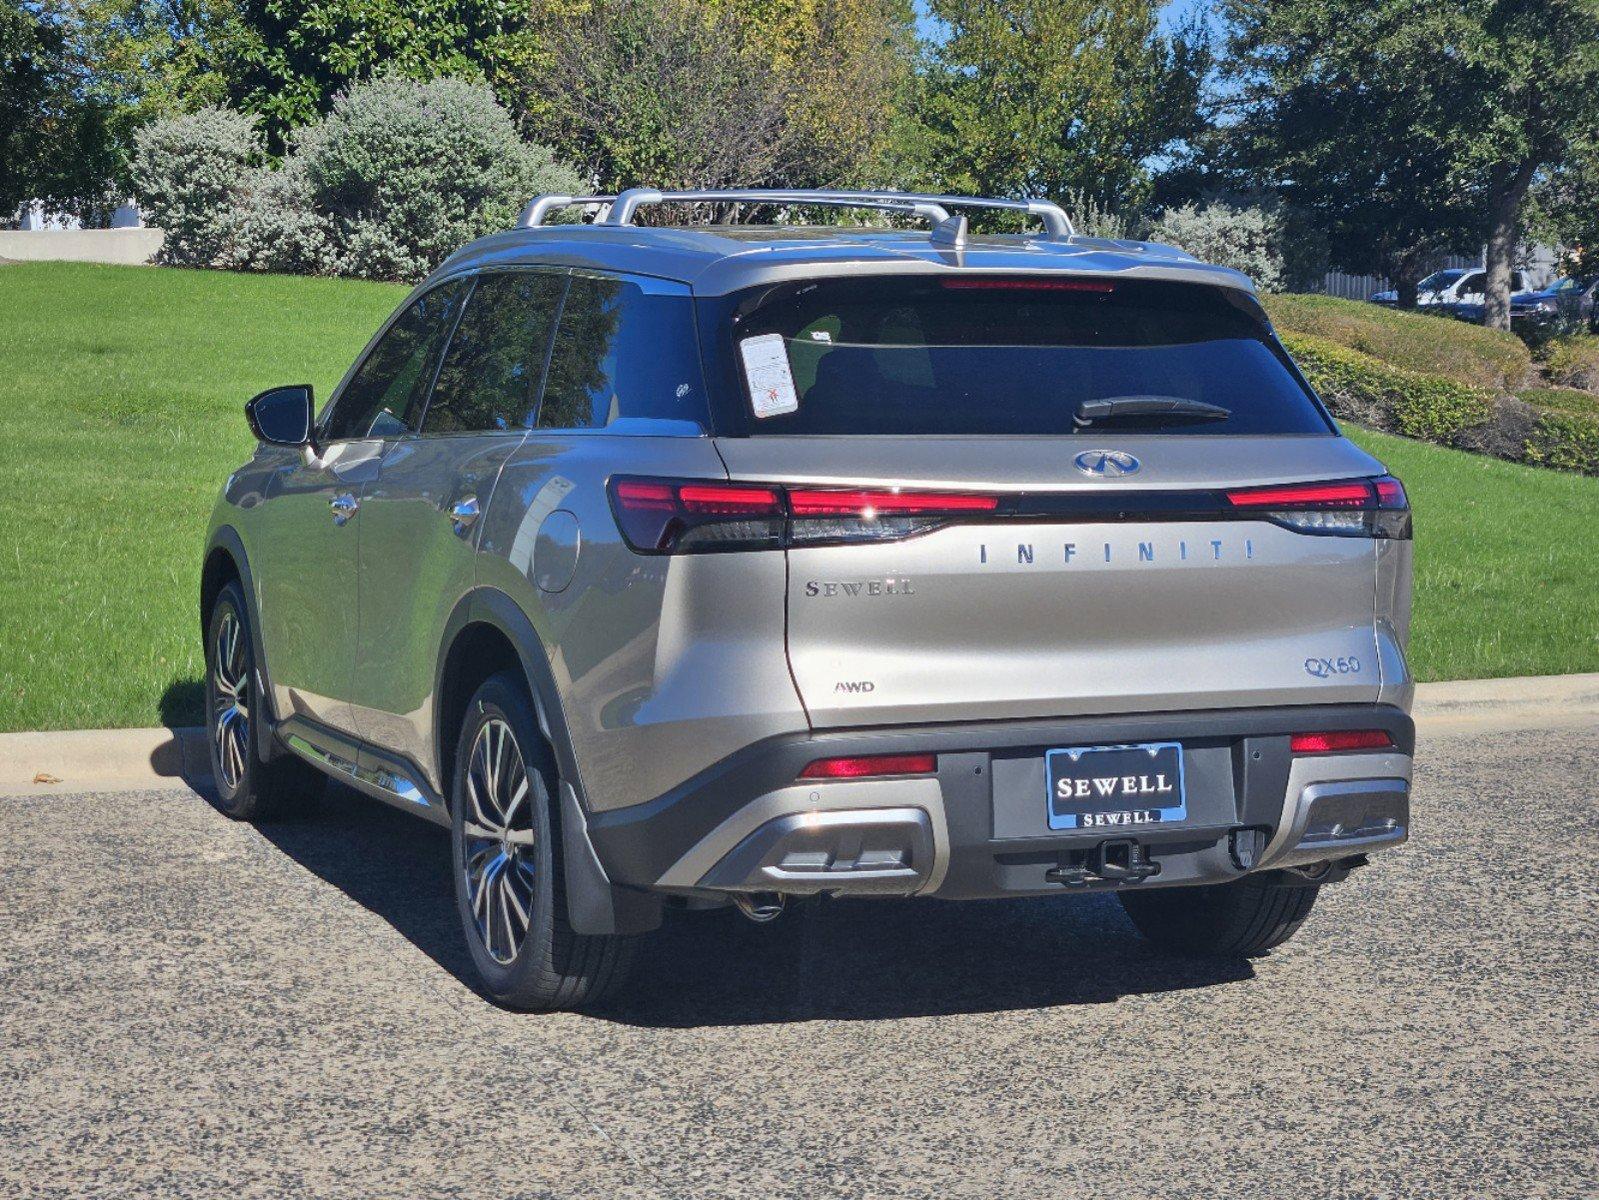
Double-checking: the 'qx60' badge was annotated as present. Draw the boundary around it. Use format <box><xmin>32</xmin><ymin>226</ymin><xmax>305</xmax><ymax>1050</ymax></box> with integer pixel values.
<box><xmin>1073</xmin><ymin>449</ymin><xmax>1141</xmax><ymax>478</ymax></box>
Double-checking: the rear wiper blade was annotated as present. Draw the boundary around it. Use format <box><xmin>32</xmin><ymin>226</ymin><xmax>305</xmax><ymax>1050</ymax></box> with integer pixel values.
<box><xmin>1074</xmin><ymin>395</ymin><xmax>1231</xmax><ymax>428</ymax></box>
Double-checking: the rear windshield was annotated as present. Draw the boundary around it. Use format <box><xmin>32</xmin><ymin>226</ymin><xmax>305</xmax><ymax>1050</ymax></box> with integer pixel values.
<box><xmin>698</xmin><ymin>276</ymin><xmax>1333</xmax><ymax>437</ymax></box>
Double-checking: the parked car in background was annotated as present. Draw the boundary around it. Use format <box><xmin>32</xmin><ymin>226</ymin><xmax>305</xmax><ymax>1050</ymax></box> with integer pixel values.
<box><xmin>1369</xmin><ymin>268</ymin><xmax>1526</xmax><ymax>315</ymax></box>
<box><xmin>1525</xmin><ymin>275</ymin><xmax>1599</xmax><ymax>333</ymax></box>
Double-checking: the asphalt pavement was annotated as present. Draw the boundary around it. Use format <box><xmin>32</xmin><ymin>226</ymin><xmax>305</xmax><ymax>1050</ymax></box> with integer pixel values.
<box><xmin>2</xmin><ymin>721</ymin><xmax>1595</xmax><ymax>1199</ymax></box>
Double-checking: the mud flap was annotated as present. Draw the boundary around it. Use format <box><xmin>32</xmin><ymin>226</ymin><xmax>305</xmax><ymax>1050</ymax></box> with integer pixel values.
<box><xmin>559</xmin><ymin>781</ymin><xmax>663</xmax><ymax>935</ymax></box>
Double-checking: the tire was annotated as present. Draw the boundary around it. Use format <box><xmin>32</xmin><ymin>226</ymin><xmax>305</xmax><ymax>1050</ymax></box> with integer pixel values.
<box><xmin>450</xmin><ymin>672</ymin><xmax>636</xmax><ymax>1011</ymax></box>
<box><xmin>1118</xmin><ymin>875</ymin><xmax>1320</xmax><ymax>958</ymax></box>
<box><xmin>204</xmin><ymin>580</ymin><xmax>323</xmax><ymax>821</ymax></box>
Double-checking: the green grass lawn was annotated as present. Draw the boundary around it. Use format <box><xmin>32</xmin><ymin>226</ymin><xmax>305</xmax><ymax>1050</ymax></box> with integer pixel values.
<box><xmin>0</xmin><ymin>263</ymin><xmax>1595</xmax><ymax>732</ymax></box>
<box><xmin>0</xmin><ymin>262</ymin><xmax>405</xmax><ymax>733</ymax></box>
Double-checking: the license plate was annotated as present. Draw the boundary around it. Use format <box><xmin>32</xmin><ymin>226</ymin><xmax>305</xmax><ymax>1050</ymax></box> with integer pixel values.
<box><xmin>1045</xmin><ymin>742</ymin><xmax>1186</xmax><ymax>831</ymax></box>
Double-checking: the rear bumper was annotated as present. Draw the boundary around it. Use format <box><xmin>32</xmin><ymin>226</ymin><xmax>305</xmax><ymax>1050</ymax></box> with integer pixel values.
<box><xmin>586</xmin><ymin>704</ymin><xmax>1414</xmax><ymax>900</ymax></box>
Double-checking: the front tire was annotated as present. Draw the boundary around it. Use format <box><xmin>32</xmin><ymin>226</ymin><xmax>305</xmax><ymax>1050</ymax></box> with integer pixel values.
<box><xmin>204</xmin><ymin>580</ymin><xmax>322</xmax><ymax>821</ymax></box>
<box><xmin>1118</xmin><ymin>875</ymin><xmax>1320</xmax><ymax>958</ymax></box>
<box><xmin>450</xmin><ymin>672</ymin><xmax>636</xmax><ymax>1011</ymax></box>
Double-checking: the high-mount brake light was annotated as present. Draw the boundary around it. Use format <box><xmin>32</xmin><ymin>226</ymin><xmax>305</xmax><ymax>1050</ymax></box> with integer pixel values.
<box><xmin>1290</xmin><ymin>730</ymin><xmax>1394</xmax><ymax>754</ymax></box>
<box><xmin>799</xmin><ymin>753</ymin><xmax>937</xmax><ymax>779</ymax></box>
<box><xmin>608</xmin><ymin>478</ymin><xmax>1002</xmax><ymax>554</ymax></box>
<box><xmin>1224</xmin><ymin>475</ymin><xmax>1411</xmax><ymax>539</ymax></box>
<box><xmin>940</xmin><ymin>278</ymin><xmax>1115</xmax><ymax>293</ymax></box>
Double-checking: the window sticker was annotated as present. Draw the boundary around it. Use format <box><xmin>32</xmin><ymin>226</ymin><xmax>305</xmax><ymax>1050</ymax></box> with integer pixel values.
<box><xmin>739</xmin><ymin>333</ymin><xmax>800</xmax><ymax>418</ymax></box>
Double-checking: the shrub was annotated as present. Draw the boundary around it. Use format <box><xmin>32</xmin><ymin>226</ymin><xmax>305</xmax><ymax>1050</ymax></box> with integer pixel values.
<box><xmin>1151</xmin><ymin>201</ymin><xmax>1289</xmax><ymax>292</ymax></box>
<box><xmin>1525</xmin><ymin>410</ymin><xmax>1599</xmax><ymax>473</ymax></box>
<box><xmin>1264</xmin><ymin>294</ymin><xmax>1532</xmax><ymax>392</ymax></box>
<box><xmin>1282</xmin><ymin>333</ymin><xmax>1497</xmax><ymax>444</ymax></box>
<box><xmin>1542</xmin><ymin>335</ymin><xmax>1599</xmax><ymax>392</ymax></box>
<box><xmin>129</xmin><ymin>108</ymin><xmax>259</xmax><ymax>268</ymax></box>
<box><xmin>285</xmin><ymin>76</ymin><xmax>583</xmax><ymax>282</ymax></box>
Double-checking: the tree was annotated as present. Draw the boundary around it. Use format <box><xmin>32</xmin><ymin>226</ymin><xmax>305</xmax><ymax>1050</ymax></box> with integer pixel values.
<box><xmin>1</xmin><ymin>1</ymin><xmax>121</xmax><ymax>222</ymax></box>
<box><xmin>512</xmin><ymin>0</ymin><xmax>913</xmax><ymax>195</ymax></box>
<box><xmin>224</xmin><ymin>0</ymin><xmax>526</xmax><ymax>151</ymax></box>
<box><xmin>1450</xmin><ymin>1</ymin><xmax>1599</xmax><ymax>327</ymax></box>
<box><xmin>900</xmin><ymin>0</ymin><xmax>1208</xmax><ymax>214</ymax></box>
<box><xmin>1217</xmin><ymin>0</ymin><xmax>1479</xmax><ymax>307</ymax></box>
<box><xmin>1218</xmin><ymin>0</ymin><xmax>1599</xmax><ymax>326</ymax></box>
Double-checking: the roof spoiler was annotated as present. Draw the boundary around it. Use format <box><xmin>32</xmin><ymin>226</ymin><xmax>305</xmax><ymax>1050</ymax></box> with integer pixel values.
<box><xmin>515</xmin><ymin>188</ymin><xmax>1075</xmax><ymax>242</ymax></box>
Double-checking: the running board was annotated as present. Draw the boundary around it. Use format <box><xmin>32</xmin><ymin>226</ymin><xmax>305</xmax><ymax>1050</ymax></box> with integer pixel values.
<box><xmin>277</xmin><ymin>715</ymin><xmax>449</xmax><ymax>827</ymax></box>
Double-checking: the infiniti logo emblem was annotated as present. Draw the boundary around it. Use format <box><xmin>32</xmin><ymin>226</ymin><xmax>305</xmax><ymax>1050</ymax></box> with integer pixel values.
<box><xmin>1074</xmin><ymin>449</ymin><xmax>1141</xmax><ymax>478</ymax></box>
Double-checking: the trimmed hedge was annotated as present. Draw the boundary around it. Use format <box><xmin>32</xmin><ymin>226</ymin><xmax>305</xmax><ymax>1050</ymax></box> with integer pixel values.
<box><xmin>1264</xmin><ymin>293</ymin><xmax>1531</xmax><ymax>392</ymax></box>
<box><xmin>1281</xmin><ymin>331</ymin><xmax>1599</xmax><ymax>477</ymax></box>
<box><xmin>1542</xmin><ymin>335</ymin><xmax>1599</xmax><ymax>392</ymax></box>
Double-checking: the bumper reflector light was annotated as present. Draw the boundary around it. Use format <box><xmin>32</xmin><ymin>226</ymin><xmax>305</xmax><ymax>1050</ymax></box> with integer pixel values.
<box><xmin>799</xmin><ymin>753</ymin><xmax>937</xmax><ymax>780</ymax></box>
<box><xmin>1289</xmin><ymin>729</ymin><xmax>1395</xmax><ymax>754</ymax></box>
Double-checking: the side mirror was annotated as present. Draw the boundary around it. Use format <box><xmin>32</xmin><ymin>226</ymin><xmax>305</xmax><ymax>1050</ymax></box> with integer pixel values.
<box><xmin>245</xmin><ymin>385</ymin><xmax>316</xmax><ymax>449</ymax></box>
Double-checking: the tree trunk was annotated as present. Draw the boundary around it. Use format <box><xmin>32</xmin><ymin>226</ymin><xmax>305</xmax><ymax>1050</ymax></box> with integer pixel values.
<box><xmin>1484</xmin><ymin>160</ymin><xmax>1536</xmax><ymax>331</ymax></box>
<box><xmin>1397</xmin><ymin>276</ymin><xmax>1420</xmax><ymax>309</ymax></box>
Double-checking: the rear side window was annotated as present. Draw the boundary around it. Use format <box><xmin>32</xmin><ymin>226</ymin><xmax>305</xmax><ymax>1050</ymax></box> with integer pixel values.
<box><xmin>423</xmin><ymin>271</ymin><xmax>564</xmax><ymax>434</ymax></box>
<box><xmin>324</xmin><ymin>280</ymin><xmax>466</xmax><ymax>441</ymax></box>
<box><xmin>699</xmin><ymin>276</ymin><xmax>1333</xmax><ymax>437</ymax></box>
<box><xmin>537</xmin><ymin>274</ymin><xmax>708</xmax><ymax>430</ymax></box>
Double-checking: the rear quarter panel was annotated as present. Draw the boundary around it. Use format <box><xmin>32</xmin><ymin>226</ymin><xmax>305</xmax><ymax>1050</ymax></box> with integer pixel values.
<box><xmin>476</xmin><ymin>434</ymin><xmax>809</xmax><ymax>813</ymax></box>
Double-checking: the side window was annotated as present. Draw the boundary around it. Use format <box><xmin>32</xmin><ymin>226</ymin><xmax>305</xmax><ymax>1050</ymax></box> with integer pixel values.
<box><xmin>538</xmin><ymin>275</ymin><xmax>707</xmax><ymax>430</ymax></box>
<box><xmin>423</xmin><ymin>271</ymin><xmax>566</xmax><ymax>434</ymax></box>
<box><xmin>323</xmin><ymin>281</ymin><xmax>466</xmax><ymax>441</ymax></box>
<box><xmin>1459</xmin><ymin>272</ymin><xmax>1485</xmax><ymax>298</ymax></box>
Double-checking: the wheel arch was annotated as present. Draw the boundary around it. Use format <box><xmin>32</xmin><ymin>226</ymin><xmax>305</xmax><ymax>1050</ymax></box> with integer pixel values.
<box><xmin>433</xmin><ymin>587</ymin><xmax>662</xmax><ymax>937</ymax></box>
<box><xmin>202</xmin><ymin>526</ymin><xmax>282</xmax><ymax>759</ymax></box>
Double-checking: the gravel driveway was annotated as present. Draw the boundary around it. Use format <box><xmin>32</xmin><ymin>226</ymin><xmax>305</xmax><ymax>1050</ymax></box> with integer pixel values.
<box><xmin>2</xmin><ymin>721</ymin><xmax>1595</xmax><ymax>1199</ymax></box>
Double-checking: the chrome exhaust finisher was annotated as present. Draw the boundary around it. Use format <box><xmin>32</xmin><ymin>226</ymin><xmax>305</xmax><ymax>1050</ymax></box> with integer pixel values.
<box><xmin>731</xmin><ymin>893</ymin><xmax>786</xmax><ymax>923</ymax></box>
<box><xmin>697</xmin><ymin>808</ymin><xmax>936</xmax><ymax>897</ymax></box>
<box><xmin>1273</xmin><ymin>778</ymin><xmax>1410</xmax><ymax>869</ymax></box>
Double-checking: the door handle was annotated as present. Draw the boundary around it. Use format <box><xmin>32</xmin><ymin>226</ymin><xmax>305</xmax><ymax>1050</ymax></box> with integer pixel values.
<box><xmin>449</xmin><ymin>495</ymin><xmax>481</xmax><ymax>535</ymax></box>
<box><xmin>329</xmin><ymin>492</ymin><xmax>359</xmax><ymax>525</ymax></box>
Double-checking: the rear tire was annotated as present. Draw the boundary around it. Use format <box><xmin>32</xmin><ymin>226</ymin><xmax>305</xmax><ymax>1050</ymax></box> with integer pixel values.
<box><xmin>204</xmin><ymin>581</ymin><xmax>323</xmax><ymax>821</ymax></box>
<box><xmin>1118</xmin><ymin>875</ymin><xmax>1320</xmax><ymax>958</ymax></box>
<box><xmin>450</xmin><ymin>672</ymin><xmax>636</xmax><ymax>1011</ymax></box>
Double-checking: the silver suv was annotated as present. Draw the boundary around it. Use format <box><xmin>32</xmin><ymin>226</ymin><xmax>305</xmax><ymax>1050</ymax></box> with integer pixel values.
<box><xmin>203</xmin><ymin>188</ymin><xmax>1415</xmax><ymax>1010</ymax></box>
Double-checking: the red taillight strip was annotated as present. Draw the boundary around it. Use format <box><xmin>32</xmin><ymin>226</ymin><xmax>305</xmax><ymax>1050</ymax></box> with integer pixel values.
<box><xmin>676</xmin><ymin>484</ymin><xmax>782</xmax><ymax>513</ymax></box>
<box><xmin>1226</xmin><ymin>480</ymin><xmax>1374</xmax><ymax>509</ymax></box>
<box><xmin>788</xmin><ymin>488</ymin><xmax>1000</xmax><ymax>517</ymax></box>
<box><xmin>799</xmin><ymin>753</ymin><xmax>937</xmax><ymax>779</ymax></box>
<box><xmin>612</xmin><ymin>480</ymin><xmax>676</xmax><ymax>510</ymax></box>
<box><xmin>1289</xmin><ymin>730</ymin><xmax>1394</xmax><ymax>754</ymax></box>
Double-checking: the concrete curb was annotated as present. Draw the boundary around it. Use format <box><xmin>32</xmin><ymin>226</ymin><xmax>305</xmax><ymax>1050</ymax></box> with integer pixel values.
<box><xmin>4</xmin><ymin>672</ymin><xmax>1598</xmax><ymax>796</ymax></box>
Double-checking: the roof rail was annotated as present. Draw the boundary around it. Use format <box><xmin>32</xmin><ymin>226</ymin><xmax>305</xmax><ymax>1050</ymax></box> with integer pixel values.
<box><xmin>516</xmin><ymin>195</ymin><xmax>616</xmax><ymax>228</ymax></box>
<box><xmin>517</xmin><ymin>188</ymin><xmax>1074</xmax><ymax>239</ymax></box>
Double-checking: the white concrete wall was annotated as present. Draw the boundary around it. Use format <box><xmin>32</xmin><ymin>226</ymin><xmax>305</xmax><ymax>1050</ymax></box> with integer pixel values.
<box><xmin>0</xmin><ymin>228</ymin><xmax>164</xmax><ymax>265</ymax></box>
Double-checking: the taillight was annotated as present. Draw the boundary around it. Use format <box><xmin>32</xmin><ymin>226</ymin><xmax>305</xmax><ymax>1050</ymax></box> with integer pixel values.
<box><xmin>787</xmin><ymin>487</ymin><xmax>999</xmax><ymax>546</ymax></box>
<box><xmin>1225</xmin><ymin>475</ymin><xmax>1410</xmax><ymax>539</ymax></box>
<box><xmin>798</xmin><ymin>753</ymin><xmax>937</xmax><ymax>779</ymax></box>
<box><xmin>608</xmin><ymin>478</ymin><xmax>999</xmax><ymax>554</ymax></box>
<box><xmin>1289</xmin><ymin>730</ymin><xmax>1395</xmax><ymax>754</ymax></box>
<box><xmin>610</xmin><ymin>479</ymin><xmax>785</xmax><ymax>554</ymax></box>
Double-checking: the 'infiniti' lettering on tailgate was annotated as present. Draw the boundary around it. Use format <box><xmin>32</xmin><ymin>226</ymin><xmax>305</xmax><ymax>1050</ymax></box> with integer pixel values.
<box><xmin>979</xmin><ymin>537</ymin><xmax>1255</xmax><ymax>565</ymax></box>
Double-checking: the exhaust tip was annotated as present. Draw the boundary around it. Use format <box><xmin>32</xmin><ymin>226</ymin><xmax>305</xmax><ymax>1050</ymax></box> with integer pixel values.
<box><xmin>732</xmin><ymin>892</ymin><xmax>786</xmax><ymax>923</ymax></box>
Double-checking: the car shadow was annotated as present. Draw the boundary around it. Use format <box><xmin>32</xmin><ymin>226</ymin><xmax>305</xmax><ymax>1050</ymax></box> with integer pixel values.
<box><xmin>159</xmin><ymin>678</ymin><xmax>206</xmax><ymax>729</ymax></box>
<box><xmin>236</xmin><ymin>782</ymin><xmax>1255</xmax><ymax>1028</ymax></box>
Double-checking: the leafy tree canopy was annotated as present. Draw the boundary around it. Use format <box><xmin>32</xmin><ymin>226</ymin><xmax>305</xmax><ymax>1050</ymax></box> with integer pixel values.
<box><xmin>901</xmin><ymin>0</ymin><xmax>1208</xmax><ymax>213</ymax></box>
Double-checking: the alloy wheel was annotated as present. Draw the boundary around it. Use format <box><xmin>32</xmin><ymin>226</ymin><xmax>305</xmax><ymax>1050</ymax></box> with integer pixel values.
<box><xmin>460</xmin><ymin>718</ymin><xmax>538</xmax><ymax>965</ymax></box>
<box><xmin>211</xmin><ymin>608</ymin><xmax>250</xmax><ymax>791</ymax></box>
